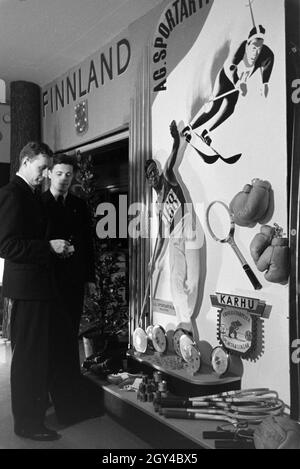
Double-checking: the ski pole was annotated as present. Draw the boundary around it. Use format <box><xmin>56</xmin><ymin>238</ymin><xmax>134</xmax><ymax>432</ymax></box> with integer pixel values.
<box><xmin>190</xmin><ymin>88</ymin><xmax>240</xmax><ymax>127</ymax></box>
<box><xmin>246</xmin><ymin>0</ymin><xmax>256</xmax><ymax>29</ymax></box>
<box><xmin>246</xmin><ymin>0</ymin><xmax>264</xmax><ymax>83</ymax></box>
<box><xmin>207</xmin><ymin>88</ymin><xmax>239</xmax><ymax>104</ymax></box>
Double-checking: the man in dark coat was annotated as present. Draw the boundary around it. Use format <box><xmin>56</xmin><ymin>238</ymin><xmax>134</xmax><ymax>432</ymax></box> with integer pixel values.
<box><xmin>0</xmin><ymin>142</ymin><xmax>71</xmax><ymax>441</ymax></box>
<box><xmin>42</xmin><ymin>153</ymin><xmax>95</xmax><ymax>345</ymax></box>
<box><xmin>41</xmin><ymin>154</ymin><xmax>103</xmax><ymax>426</ymax></box>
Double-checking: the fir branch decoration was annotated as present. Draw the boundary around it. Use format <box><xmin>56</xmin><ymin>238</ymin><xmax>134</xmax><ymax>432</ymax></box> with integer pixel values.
<box><xmin>76</xmin><ymin>153</ymin><xmax>128</xmax><ymax>341</ymax></box>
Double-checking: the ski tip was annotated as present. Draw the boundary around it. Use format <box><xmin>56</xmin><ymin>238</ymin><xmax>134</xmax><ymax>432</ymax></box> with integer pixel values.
<box><xmin>194</xmin><ymin>149</ymin><xmax>219</xmax><ymax>164</ymax></box>
<box><xmin>220</xmin><ymin>153</ymin><xmax>242</xmax><ymax>164</ymax></box>
<box><xmin>191</xmin><ymin>141</ymin><xmax>242</xmax><ymax>165</ymax></box>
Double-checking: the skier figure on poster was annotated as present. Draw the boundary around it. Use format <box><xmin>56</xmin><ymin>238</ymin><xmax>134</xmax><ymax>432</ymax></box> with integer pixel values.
<box><xmin>182</xmin><ymin>25</ymin><xmax>274</xmax><ymax>147</ymax></box>
<box><xmin>145</xmin><ymin>120</ymin><xmax>204</xmax><ymax>332</ymax></box>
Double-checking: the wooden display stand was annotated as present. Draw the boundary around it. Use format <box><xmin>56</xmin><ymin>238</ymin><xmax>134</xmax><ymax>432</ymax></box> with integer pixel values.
<box><xmin>87</xmin><ymin>373</ymin><xmax>216</xmax><ymax>448</ymax></box>
<box><xmin>127</xmin><ymin>349</ymin><xmax>241</xmax><ymax>397</ymax></box>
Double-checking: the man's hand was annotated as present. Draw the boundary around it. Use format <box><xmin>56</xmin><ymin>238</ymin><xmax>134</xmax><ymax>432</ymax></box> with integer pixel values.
<box><xmin>49</xmin><ymin>239</ymin><xmax>72</xmax><ymax>257</ymax></box>
<box><xmin>237</xmin><ymin>81</ymin><xmax>248</xmax><ymax>97</ymax></box>
<box><xmin>85</xmin><ymin>282</ymin><xmax>96</xmax><ymax>296</ymax></box>
<box><xmin>170</xmin><ymin>120</ymin><xmax>180</xmax><ymax>143</ymax></box>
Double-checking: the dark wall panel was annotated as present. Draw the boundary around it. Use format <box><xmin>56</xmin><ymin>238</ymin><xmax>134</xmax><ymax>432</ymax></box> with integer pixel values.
<box><xmin>10</xmin><ymin>81</ymin><xmax>41</xmax><ymax>178</ymax></box>
<box><xmin>0</xmin><ymin>163</ymin><xmax>10</xmax><ymax>187</ymax></box>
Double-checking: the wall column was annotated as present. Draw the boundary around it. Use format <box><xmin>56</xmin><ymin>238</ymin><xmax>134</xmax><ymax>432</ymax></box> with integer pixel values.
<box><xmin>129</xmin><ymin>45</ymin><xmax>152</xmax><ymax>344</ymax></box>
<box><xmin>10</xmin><ymin>81</ymin><xmax>41</xmax><ymax>178</ymax></box>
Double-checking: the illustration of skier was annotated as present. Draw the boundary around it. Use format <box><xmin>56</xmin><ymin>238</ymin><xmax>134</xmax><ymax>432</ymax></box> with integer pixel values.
<box><xmin>182</xmin><ymin>24</ymin><xmax>274</xmax><ymax>148</ymax></box>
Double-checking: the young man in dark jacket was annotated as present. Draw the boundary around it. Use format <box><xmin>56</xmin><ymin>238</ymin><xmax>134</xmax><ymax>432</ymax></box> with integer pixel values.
<box><xmin>42</xmin><ymin>153</ymin><xmax>95</xmax><ymax>343</ymax></box>
<box><xmin>41</xmin><ymin>154</ymin><xmax>102</xmax><ymax>425</ymax></box>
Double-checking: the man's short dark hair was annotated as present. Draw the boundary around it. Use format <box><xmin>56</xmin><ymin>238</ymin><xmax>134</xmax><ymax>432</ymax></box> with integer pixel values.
<box><xmin>19</xmin><ymin>141</ymin><xmax>53</xmax><ymax>165</ymax></box>
<box><xmin>51</xmin><ymin>153</ymin><xmax>78</xmax><ymax>172</ymax></box>
<box><xmin>145</xmin><ymin>158</ymin><xmax>157</xmax><ymax>175</ymax></box>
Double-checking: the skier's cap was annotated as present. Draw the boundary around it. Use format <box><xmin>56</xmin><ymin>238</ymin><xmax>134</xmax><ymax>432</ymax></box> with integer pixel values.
<box><xmin>248</xmin><ymin>24</ymin><xmax>265</xmax><ymax>41</ymax></box>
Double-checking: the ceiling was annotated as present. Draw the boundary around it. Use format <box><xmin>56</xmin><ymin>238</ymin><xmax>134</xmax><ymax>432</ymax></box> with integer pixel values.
<box><xmin>0</xmin><ymin>0</ymin><xmax>162</xmax><ymax>96</ymax></box>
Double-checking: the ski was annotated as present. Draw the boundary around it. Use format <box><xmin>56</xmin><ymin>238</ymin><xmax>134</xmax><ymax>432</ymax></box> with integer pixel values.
<box><xmin>190</xmin><ymin>144</ymin><xmax>220</xmax><ymax>164</ymax></box>
<box><xmin>186</xmin><ymin>129</ymin><xmax>242</xmax><ymax>165</ymax></box>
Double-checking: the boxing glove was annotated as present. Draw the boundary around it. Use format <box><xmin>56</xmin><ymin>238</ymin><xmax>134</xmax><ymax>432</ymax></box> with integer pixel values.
<box><xmin>250</xmin><ymin>225</ymin><xmax>275</xmax><ymax>264</ymax></box>
<box><xmin>250</xmin><ymin>225</ymin><xmax>290</xmax><ymax>285</ymax></box>
<box><xmin>254</xmin><ymin>415</ymin><xmax>300</xmax><ymax>449</ymax></box>
<box><xmin>230</xmin><ymin>179</ymin><xmax>272</xmax><ymax>227</ymax></box>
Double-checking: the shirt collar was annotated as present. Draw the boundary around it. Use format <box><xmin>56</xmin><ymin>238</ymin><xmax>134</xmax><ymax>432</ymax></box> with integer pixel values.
<box><xmin>50</xmin><ymin>188</ymin><xmax>68</xmax><ymax>201</ymax></box>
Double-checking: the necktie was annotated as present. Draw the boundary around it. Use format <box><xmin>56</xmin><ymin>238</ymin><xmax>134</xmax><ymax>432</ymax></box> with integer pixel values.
<box><xmin>57</xmin><ymin>195</ymin><xmax>64</xmax><ymax>207</ymax></box>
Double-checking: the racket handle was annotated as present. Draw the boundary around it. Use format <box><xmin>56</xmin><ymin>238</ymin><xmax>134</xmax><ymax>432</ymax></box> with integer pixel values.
<box><xmin>243</xmin><ymin>264</ymin><xmax>262</xmax><ymax>290</ymax></box>
<box><xmin>203</xmin><ymin>431</ymin><xmax>235</xmax><ymax>440</ymax></box>
<box><xmin>215</xmin><ymin>440</ymin><xmax>255</xmax><ymax>449</ymax></box>
<box><xmin>158</xmin><ymin>398</ymin><xmax>189</xmax><ymax>408</ymax></box>
<box><xmin>162</xmin><ymin>410</ymin><xmax>195</xmax><ymax>419</ymax></box>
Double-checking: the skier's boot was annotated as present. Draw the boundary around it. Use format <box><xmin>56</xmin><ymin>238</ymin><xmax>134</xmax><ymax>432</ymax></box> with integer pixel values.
<box><xmin>201</xmin><ymin>129</ymin><xmax>212</xmax><ymax>146</ymax></box>
<box><xmin>181</xmin><ymin>125</ymin><xmax>192</xmax><ymax>142</ymax></box>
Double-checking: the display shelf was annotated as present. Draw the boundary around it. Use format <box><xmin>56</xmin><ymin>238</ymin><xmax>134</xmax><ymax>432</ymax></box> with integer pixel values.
<box><xmin>87</xmin><ymin>373</ymin><xmax>218</xmax><ymax>449</ymax></box>
<box><xmin>127</xmin><ymin>349</ymin><xmax>241</xmax><ymax>397</ymax></box>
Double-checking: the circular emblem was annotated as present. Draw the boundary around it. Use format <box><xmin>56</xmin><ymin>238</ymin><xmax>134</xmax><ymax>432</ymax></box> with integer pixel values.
<box><xmin>2</xmin><ymin>113</ymin><xmax>10</xmax><ymax>124</ymax></box>
<box><xmin>211</xmin><ymin>346</ymin><xmax>230</xmax><ymax>375</ymax></box>
<box><xmin>172</xmin><ymin>328</ymin><xmax>192</xmax><ymax>357</ymax></box>
<box><xmin>179</xmin><ymin>335</ymin><xmax>201</xmax><ymax>373</ymax></box>
<box><xmin>133</xmin><ymin>327</ymin><xmax>148</xmax><ymax>353</ymax></box>
<box><xmin>152</xmin><ymin>324</ymin><xmax>167</xmax><ymax>353</ymax></box>
<box><xmin>218</xmin><ymin>308</ymin><xmax>254</xmax><ymax>356</ymax></box>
